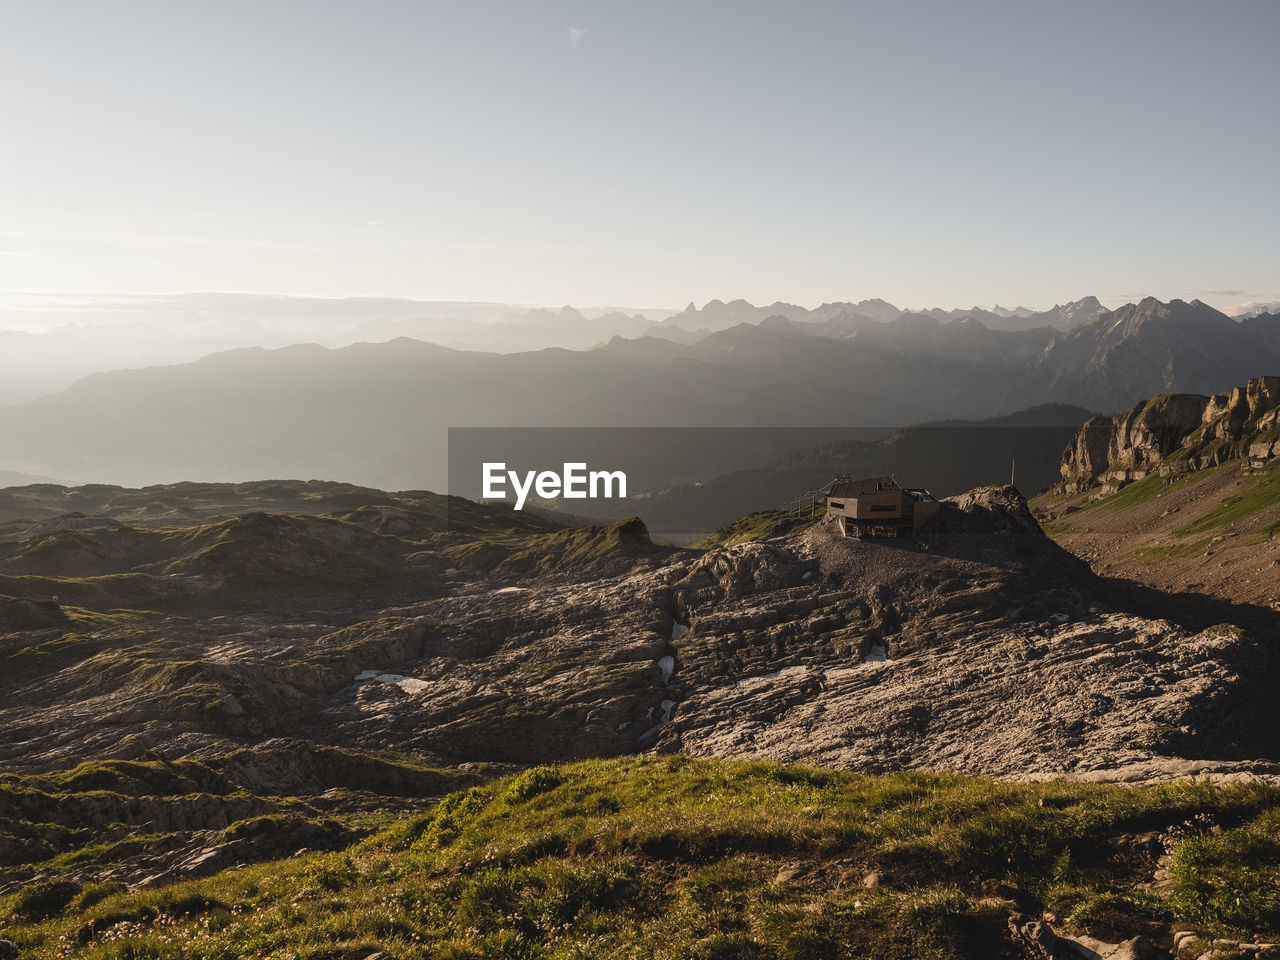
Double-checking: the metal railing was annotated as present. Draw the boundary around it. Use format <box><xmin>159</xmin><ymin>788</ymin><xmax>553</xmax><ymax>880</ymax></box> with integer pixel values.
<box><xmin>782</xmin><ymin>474</ymin><xmax>855</xmax><ymax>518</ymax></box>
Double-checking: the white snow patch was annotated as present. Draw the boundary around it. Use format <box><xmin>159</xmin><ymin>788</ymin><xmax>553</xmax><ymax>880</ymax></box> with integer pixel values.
<box><xmin>353</xmin><ymin>670</ymin><xmax>431</xmax><ymax>695</ymax></box>
<box><xmin>671</xmin><ymin>621</ymin><xmax>689</xmax><ymax>641</ymax></box>
<box><xmin>639</xmin><ymin>700</ymin><xmax>677</xmax><ymax>740</ymax></box>
<box><xmin>616</xmin><ymin>721</ymin><xmax>632</xmax><ymax>732</ymax></box>
<box><xmin>444</xmin><ymin>567</ymin><xmax>458</xmax><ymax>574</ymax></box>
<box><xmin>658</xmin><ymin>655</ymin><xmax>675</xmax><ymax>682</ymax></box>
<box><xmin>1050</xmin><ymin>612</ymin><xmax>1070</xmax><ymax>623</ymax></box>
<box><xmin>802</xmin><ymin>571</ymin><xmax>813</xmax><ymax>579</ymax></box>
<box><xmin>865</xmin><ymin>644</ymin><xmax>887</xmax><ymax>663</ymax></box>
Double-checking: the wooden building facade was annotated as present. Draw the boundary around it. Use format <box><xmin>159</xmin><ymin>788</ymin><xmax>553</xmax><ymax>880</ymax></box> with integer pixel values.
<box><xmin>824</xmin><ymin>475</ymin><xmax>941</xmax><ymax>539</ymax></box>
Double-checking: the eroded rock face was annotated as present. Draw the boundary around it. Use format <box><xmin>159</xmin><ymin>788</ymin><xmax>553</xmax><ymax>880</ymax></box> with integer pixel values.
<box><xmin>1059</xmin><ymin>376</ymin><xmax>1280</xmax><ymax>492</ymax></box>
<box><xmin>664</xmin><ymin>610</ymin><xmax>1258</xmax><ymax>778</ymax></box>
<box><xmin>307</xmin><ymin>492</ymin><xmax>1154</xmax><ymax>774</ymax></box>
<box><xmin>0</xmin><ymin>489</ymin><xmax>1273</xmax><ymax>789</ymax></box>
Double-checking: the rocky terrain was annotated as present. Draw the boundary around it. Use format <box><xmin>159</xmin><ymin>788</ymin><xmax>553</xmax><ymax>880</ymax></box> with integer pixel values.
<box><xmin>1035</xmin><ymin>376</ymin><xmax>1280</xmax><ymax>611</ymax></box>
<box><xmin>1056</xmin><ymin>376</ymin><xmax>1280</xmax><ymax>494</ymax></box>
<box><xmin>1</xmin><ymin>474</ymin><xmax>1278</xmax><ymax>955</ymax></box>
<box><xmin>2</xmin><ymin>481</ymin><xmax>1274</xmax><ymax>782</ymax></box>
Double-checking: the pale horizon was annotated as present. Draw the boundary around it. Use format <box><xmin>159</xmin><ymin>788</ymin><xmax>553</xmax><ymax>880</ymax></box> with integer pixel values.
<box><xmin>0</xmin><ymin>286</ymin><xmax>1273</xmax><ymax>335</ymax></box>
<box><xmin>2</xmin><ymin>0</ymin><xmax>1278</xmax><ymax>317</ymax></box>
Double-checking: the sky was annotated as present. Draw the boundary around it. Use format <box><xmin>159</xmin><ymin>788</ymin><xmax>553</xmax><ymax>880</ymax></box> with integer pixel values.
<box><xmin>0</xmin><ymin>0</ymin><xmax>1277</xmax><ymax>313</ymax></box>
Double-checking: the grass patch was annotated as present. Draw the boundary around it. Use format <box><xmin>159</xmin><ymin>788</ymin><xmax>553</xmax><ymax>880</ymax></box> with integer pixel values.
<box><xmin>693</xmin><ymin>510</ymin><xmax>818</xmax><ymax>549</ymax></box>
<box><xmin>1096</xmin><ymin>474</ymin><xmax>1167</xmax><ymax>511</ymax></box>
<box><xmin>1128</xmin><ymin>538</ymin><xmax>1211</xmax><ymax>563</ymax></box>
<box><xmin>1247</xmin><ymin>518</ymin><xmax>1280</xmax><ymax>544</ymax></box>
<box><xmin>1092</xmin><ymin>466</ymin><xmax>1219</xmax><ymax>515</ymax></box>
<box><xmin>1039</xmin><ymin>520</ymin><xmax>1074</xmax><ymax>538</ymax></box>
<box><xmin>4</xmin><ymin>758</ymin><xmax>1280</xmax><ymax>957</ymax></box>
<box><xmin>1168</xmin><ymin>808</ymin><xmax>1280</xmax><ymax>930</ymax></box>
<box><xmin>1175</xmin><ymin>462</ymin><xmax>1280</xmax><ymax>537</ymax></box>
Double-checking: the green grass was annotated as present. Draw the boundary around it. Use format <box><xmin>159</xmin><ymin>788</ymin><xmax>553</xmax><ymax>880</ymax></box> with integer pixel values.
<box><xmin>5</xmin><ymin>757</ymin><xmax>1280</xmax><ymax>958</ymax></box>
<box><xmin>1168</xmin><ymin>809</ymin><xmax>1280</xmax><ymax>930</ymax></box>
<box><xmin>1247</xmin><ymin>518</ymin><xmax>1280</xmax><ymax>544</ymax></box>
<box><xmin>1039</xmin><ymin>520</ymin><xmax>1074</xmax><ymax>538</ymax></box>
<box><xmin>1175</xmin><ymin>462</ymin><xmax>1280</xmax><ymax>537</ymax></box>
<box><xmin>1128</xmin><ymin>538</ymin><xmax>1210</xmax><ymax>563</ymax></box>
<box><xmin>693</xmin><ymin>510</ymin><xmax>818</xmax><ymax>549</ymax></box>
<box><xmin>1096</xmin><ymin>474</ymin><xmax>1168</xmax><ymax>511</ymax></box>
<box><xmin>1093</xmin><ymin>466</ymin><xmax>1219</xmax><ymax>514</ymax></box>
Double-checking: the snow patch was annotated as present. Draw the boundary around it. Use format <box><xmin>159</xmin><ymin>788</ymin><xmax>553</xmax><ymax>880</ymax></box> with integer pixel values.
<box><xmin>802</xmin><ymin>571</ymin><xmax>813</xmax><ymax>579</ymax></box>
<box><xmin>671</xmin><ymin>621</ymin><xmax>690</xmax><ymax>641</ymax></box>
<box><xmin>487</xmin><ymin>586</ymin><xmax>528</xmax><ymax>596</ymax></box>
<box><xmin>658</xmin><ymin>655</ymin><xmax>675</xmax><ymax>682</ymax></box>
<box><xmin>353</xmin><ymin>670</ymin><xmax>431</xmax><ymax>695</ymax></box>
<box><xmin>865</xmin><ymin>644</ymin><xmax>887</xmax><ymax>663</ymax></box>
<box><xmin>639</xmin><ymin>699</ymin><xmax>677</xmax><ymax>740</ymax></box>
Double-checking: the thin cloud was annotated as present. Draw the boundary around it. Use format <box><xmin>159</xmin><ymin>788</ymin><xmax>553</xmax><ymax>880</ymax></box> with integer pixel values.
<box><xmin>1202</xmin><ymin>289</ymin><xmax>1246</xmax><ymax>297</ymax></box>
<box><xmin>567</xmin><ymin>26</ymin><xmax>587</xmax><ymax>48</ymax></box>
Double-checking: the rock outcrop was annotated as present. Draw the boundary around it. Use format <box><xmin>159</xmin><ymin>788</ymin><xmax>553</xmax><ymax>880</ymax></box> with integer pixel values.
<box><xmin>4</xmin><ymin>483</ymin><xmax>1270</xmax><ymax>782</ymax></box>
<box><xmin>1058</xmin><ymin>376</ymin><xmax>1280</xmax><ymax>493</ymax></box>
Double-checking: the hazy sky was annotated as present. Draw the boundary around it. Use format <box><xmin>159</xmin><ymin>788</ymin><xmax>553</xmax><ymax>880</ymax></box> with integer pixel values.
<box><xmin>1</xmin><ymin>0</ymin><xmax>1277</xmax><ymax>312</ymax></box>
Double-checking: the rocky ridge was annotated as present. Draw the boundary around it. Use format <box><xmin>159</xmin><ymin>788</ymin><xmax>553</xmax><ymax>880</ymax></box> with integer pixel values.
<box><xmin>1058</xmin><ymin>376</ymin><xmax>1280</xmax><ymax>494</ymax></box>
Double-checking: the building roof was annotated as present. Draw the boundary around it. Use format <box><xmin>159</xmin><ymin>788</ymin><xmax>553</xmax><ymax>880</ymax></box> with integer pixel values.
<box><xmin>825</xmin><ymin>475</ymin><xmax>938</xmax><ymax>502</ymax></box>
<box><xmin>827</xmin><ymin>475</ymin><xmax>901</xmax><ymax>499</ymax></box>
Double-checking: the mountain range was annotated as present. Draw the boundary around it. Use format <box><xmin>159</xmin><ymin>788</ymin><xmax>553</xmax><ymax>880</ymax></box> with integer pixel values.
<box><xmin>0</xmin><ymin>296</ymin><xmax>1276</xmax><ymax>489</ymax></box>
<box><xmin>0</xmin><ymin>292</ymin><xmax>1105</xmax><ymax>405</ymax></box>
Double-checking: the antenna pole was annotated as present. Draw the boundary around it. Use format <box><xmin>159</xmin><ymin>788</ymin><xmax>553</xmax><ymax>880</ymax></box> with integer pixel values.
<box><xmin>1010</xmin><ymin>458</ymin><xmax>1016</xmax><ymax>486</ymax></box>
